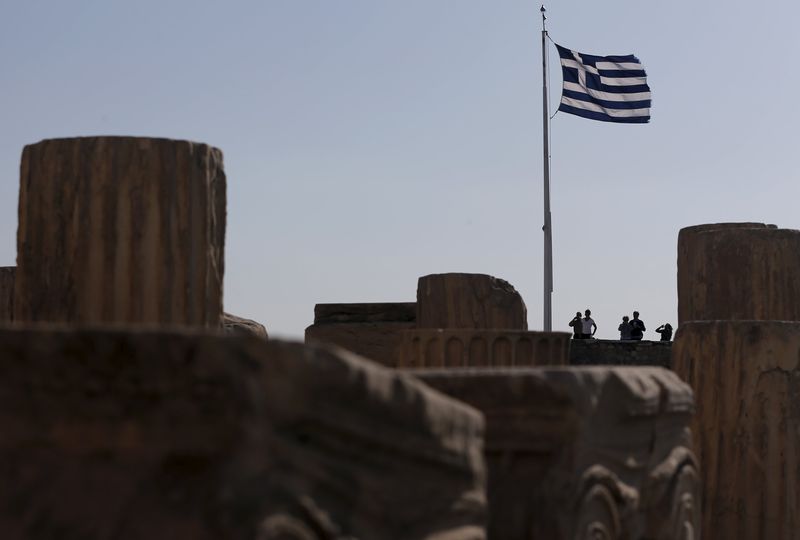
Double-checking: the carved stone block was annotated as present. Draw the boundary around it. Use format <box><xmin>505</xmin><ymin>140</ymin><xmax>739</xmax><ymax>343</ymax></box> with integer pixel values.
<box><xmin>305</xmin><ymin>303</ymin><xmax>416</xmax><ymax>366</ymax></box>
<box><xmin>672</xmin><ymin>321</ymin><xmax>800</xmax><ymax>539</ymax></box>
<box><xmin>0</xmin><ymin>328</ymin><xmax>486</xmax><ymax>539</ymax></box>
<box><xmin>413</xmin><ymin>367</ymin><xmax>698</xmax><ymax>540</ymax></box>
<box><xmin>397</xmin><ymin>329</ymin><xmax>569</xmax><ymax>368</ymax></box>
<box><xmin>15</xmin><ymin>137</ymin><xmax>226</xmax><ymax>327</ymax></box>
<box><xmin>416</xmin><ymin>274</ymin><xmax>527</xmax><ymax>330</ymax></box>
<box><xmin>0</xmin><ymin>267</ymin><xmax>12</xmax><ymax>323</ymax></box>
<box><xmin>677</xmin><ymin>222</ymin><xmax>800</xmax><ymax>324</ymax></box>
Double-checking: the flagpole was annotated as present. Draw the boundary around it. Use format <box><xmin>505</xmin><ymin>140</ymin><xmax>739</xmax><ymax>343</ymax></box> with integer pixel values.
<box><xmin>541</xmin><ymin>5</ymin><xmax>553</xmax><ymax>331</ymax></box>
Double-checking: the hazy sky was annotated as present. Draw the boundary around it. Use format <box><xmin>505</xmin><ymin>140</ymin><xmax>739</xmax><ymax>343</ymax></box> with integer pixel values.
<box><xmin>2</xmin><ymin>1</ymin><xmax>798</xmax><ymax>339</ymax></box>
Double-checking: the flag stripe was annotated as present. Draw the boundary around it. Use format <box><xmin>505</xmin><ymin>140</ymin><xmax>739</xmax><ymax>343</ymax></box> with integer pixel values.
<box><xmin>601</xmin><ymin>76</ymin><xmax>648</xmax><ymax>86</ymax></box>
<box><xmin>563</xmin><ymin>82</ymin><xmax>651</xmax><ymax>102</ymax></box>
<box><xmin>596</xmin><ymin>61</ymin><xmax>643</xmax><ymax>70</ymax></box>
<box><xmin>561</xmin><ymin>60</ymin><xmax>646</xmax><ymax>79</ymax></box>
<box><xmin>560</xmin><ymin>96</ymin><xmax>650</xmax><ymax>118</ymax></box>
<box><xmin>598</xmin><ymin>69</ymin><xmax>647</xmax><ymax>78</ymax></box>
<box><xmin>562</xmin><ymin>89</ymin><xmax>651</xmax><ymax>110</ymax></box>
<box><xmin>558</xmin><ymin>103</ymin><xmax>651</xmax><ymax>123</ymax></box>
<box><xmin>555</xmin><ymin>45</ymin><xmax>640</xmax><ymax>64</ymax></box>
<box><xmin>556</xmin><ymin>42</ymin><xmax>651</xmax><ymax>123</ymax></box>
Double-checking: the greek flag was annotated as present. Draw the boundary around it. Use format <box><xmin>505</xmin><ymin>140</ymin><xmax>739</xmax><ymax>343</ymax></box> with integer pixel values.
<box><xmin>556</xmin><ymin>43</ymin><xmax>651</xmax><ymax>124</ymax></box>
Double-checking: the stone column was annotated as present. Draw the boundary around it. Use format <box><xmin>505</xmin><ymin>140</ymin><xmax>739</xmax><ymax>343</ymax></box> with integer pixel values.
<box><xmin>15</xmin><ymin>137</ymin><xmax>226</xmax><ymax>327</ymax></box>
<box><xmin>677</xmin><ymin>223</ymin><xmax>800</xmax><ymax>324</ymax></box>
<box><xmin>672</xmin><ymin>321</ymin><xmax>800</xmax><ymax>538</ymax></box>
<box><xmin>0</xmin><ymin>267</ymin><xmax>13</xmax><ymax>323</ymax></box>
<box><xmin>416</xmin><ymin>273</ymin><xmax>527</xmax><ymax>329</ymax></box>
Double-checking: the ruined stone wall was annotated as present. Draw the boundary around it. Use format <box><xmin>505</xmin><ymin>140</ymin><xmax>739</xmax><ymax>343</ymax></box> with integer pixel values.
<box><xmin>305</xmin><ymin>303</ymin><xmax>416</xmax><ymax>367</ymax></box>
<box><xmin>569</xmin><ymin>339</ymin><xmax>672</xmax><ymax>368</ymax></box>
<box><xmin>398</xmin><ymin>329</ymin><xmax>569</xmax><ymax>368</ymax></box>
<box><xmin>306</xmin><ymin>273</ymin><xmax>536</xmax><ymax>367</ymax></box>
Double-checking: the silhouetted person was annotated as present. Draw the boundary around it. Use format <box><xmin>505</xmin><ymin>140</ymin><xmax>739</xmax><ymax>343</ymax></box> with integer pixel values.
<box><xmin>618</xmin><ymin>316</ymin><xmax>632</xmax><ymax>340</ymax></box>
<box><xmin>582</xmin><ymin>309</ymin><xmax>597</xmax><ymax>338</ymax></box>
<box><xmin>656</xmin><ymin>323</ymin><xmax>673</xmax><ymax>342</ymax></box>
<box><xmin>568</xmin><ymin>312</ymin><xmax>583</xmax><ymax>339</ymax></box>
<box><xmin>630</xmin><ymin>311</ymin><xmax>646</xmax><ymax>341</ymax></box>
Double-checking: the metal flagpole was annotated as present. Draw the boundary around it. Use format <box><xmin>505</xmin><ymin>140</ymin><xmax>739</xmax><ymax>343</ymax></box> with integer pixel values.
<box><xmin>540</xmin><ymin>5</ymin><xmax>553</xmax><ymax>331</ymax></box>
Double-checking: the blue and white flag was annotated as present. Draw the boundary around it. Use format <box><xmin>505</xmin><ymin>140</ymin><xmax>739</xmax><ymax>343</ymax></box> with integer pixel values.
<box><xmin>555</xmin><ymin>43</ymin><xmax>651</xmax><ymax>124</ymax></box>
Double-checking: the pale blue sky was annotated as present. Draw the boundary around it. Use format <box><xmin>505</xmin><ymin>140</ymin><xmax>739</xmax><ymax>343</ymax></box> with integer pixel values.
<box><xmin>2</xmin><ymin>1</ymin><xmax>798</xmax><ymax>339</ymax></box>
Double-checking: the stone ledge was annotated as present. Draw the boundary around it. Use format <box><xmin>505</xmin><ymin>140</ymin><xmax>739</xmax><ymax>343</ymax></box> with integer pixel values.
<box><xmin>398</xmin><ymin>329</ymin><xmax>570</xmax><ymax>368</ymax></box>
<box><xmin>313</xmin><ymin>302</ymin><xmax>416</xmax><ymax>324</ymax></box>
<box><xmin>569</xmin><ymin>339</ymin><xmax>672</xmax><ymax>368</ymax></box>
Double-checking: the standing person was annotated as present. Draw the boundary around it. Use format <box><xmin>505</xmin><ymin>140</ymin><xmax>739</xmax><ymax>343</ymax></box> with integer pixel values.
<box><xmin>568</xmin><ymin>312</ymin><xmax>583</xmax><ymax>339</ymax></box>
<box><xmin>618</xmin><ymin>316</ymin><xmax>633</xmax><ymax>340</ymax></box>
<box><xmin>655</xmin><ymin>323</ymin><xmax>673</xmax><ymax>342</ymax></box>
<box><xmin>630</xmin><ymin>311</ymin><xmax>646</xmax><ymax>341</ymax></box>
<box><xmin>582</xmin><ymin>309</ymin><xmax>597</xmax><ymax>339</ymax></box>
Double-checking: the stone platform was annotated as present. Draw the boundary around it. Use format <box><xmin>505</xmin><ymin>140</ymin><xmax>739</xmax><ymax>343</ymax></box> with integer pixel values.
<box><xmin>569</xmin><ymin>339</ymin><xmax>672</xmax><ymax>368</ymax></box>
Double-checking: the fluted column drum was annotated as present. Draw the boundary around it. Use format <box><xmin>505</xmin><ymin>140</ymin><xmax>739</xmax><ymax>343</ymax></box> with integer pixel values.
<box><xmin>672</xmin><ymin>321</ymin><xmax>800</xmax><ymax>538</ymax></box>
<box><xmin>677</xmin><ymin>223</ymin><xmax>800</xmax><ymax>324</ymax></box>
<box><xmin>15</xmin><ymin>137</ymin><xmax>226</xmax><ymax>326</ymax></box>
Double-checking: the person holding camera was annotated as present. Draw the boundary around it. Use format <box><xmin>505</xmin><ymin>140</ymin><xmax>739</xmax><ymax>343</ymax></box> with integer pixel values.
<box><xmin>568</xmin><ymin>312</ymin><xmax>583</xmax><ymax>339</ymax></box>
<box><xmin>630</xmin><ymin>311</ymin><xmax>646</xmax><ymax>341</ymax></box>
<box><xmin>656</xmin><ymin>323</ymin><xmax>673</xmax><ymax>342</ymax></box>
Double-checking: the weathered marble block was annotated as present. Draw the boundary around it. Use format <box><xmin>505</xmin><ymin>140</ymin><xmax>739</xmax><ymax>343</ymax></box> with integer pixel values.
<box><xmin>677</xmin><ymin>222</ymin><xmax>800</xmax><ymax>324</ymax></box>
<box><xmin>0</xmin><ymin>328</ymin><xmax>486</xmax><ymax>540</ymax></box>
<box><xmin>412</xmin><ymin>366</ymin><xmax>698</xmax><ymax>540</ymax></box>
<box><xmin>672</xmin><ymin>321</ymin><xmax>800</xmax><ymax>539</ymax></box>
<box><xmin>416</xmin><ymin>274</ymin><xmax>527</xmax><ymax>330</ymax></box>
<box><xmin>15</xmin><ymin>137</ymin><xmax>225</xmax><ymax>327</ymax></box>
<box><xmin>397</xmin><ymin>329</ymin><xmax>569</xmax><ymax>368</ymax></box>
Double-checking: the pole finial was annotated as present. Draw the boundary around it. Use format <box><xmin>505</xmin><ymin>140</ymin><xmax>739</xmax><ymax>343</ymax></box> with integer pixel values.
<box><xmin>540</xmin><ymin>5</ymin><xmax>547</xmax><ymax>30</ymax></box>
